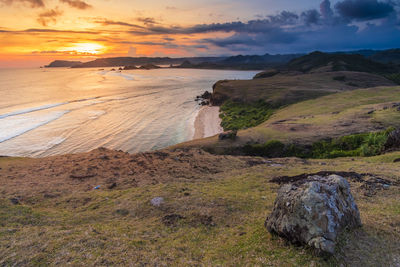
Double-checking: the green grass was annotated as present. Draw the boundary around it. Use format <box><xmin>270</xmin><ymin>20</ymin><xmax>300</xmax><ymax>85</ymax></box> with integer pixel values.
<box><xmin>241</xmin><ymin>128</ymin><xmax>394</xmax><ymax>159</ymax></box>
<box><xmin>219</xmin><ymin>100</ymin><xmax>275</xmax><ymax>131</ymax></box>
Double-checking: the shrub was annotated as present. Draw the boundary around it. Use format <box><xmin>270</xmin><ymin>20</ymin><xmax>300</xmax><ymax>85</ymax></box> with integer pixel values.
<box><xmin>243</xmin><ymin>140</ymin><xmax>285</xmax><ymax>157</ymax></box>
<box><xmin>219</xmin><ymin>100</ymin><xmax>274</xmax><ymax>131</ymax></box>
<box><xmin>240</xmin><ymin>128</ymin><xmax>395</xmax><ymax>159</ymax></box>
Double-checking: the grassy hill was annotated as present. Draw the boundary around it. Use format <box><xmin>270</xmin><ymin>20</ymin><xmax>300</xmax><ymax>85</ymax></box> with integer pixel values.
<box><xmin>211</xmin><ymin>71</ymin><xmax>395</xmax><ymax>106</ymax></box>
<box><xmin>284</xmin><ymin>51</ymin><xmax>398</xmax><ymax>74</ymax></box>
<box><xmin>369</xmin><ymin>49</ymin><xmax>400</xmax><ymax>64</ymax></box>
<box><xmin>179</xmin><ymin>84</ymin><xmax>400</xmax><ymax>157</ymax></box>
<box><xmin>1</xmin><ymin>148</ymin><xmax>399</xmax><ymax>266</ymax></box>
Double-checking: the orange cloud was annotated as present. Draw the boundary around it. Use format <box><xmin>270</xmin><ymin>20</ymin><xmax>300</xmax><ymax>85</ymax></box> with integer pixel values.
<box><xmin>59</xmin><ymin>0</ymin><xmax>91</xmax><ymax>10</ymax></box>
<box><xmin>37</xmin><ymin>8</ymin><xmax>63</xmax><ymax>26</ymax></box>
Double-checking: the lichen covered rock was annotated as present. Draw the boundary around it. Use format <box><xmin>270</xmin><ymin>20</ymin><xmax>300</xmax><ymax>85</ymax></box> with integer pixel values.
<box><xmin>265</xmin><ymin>174</ymin><xmax>362</xmax><ymax>254</ymax></box>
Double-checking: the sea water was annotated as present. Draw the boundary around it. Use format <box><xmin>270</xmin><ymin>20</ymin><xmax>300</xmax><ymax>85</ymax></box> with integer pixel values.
<box><xmin>0</xmin><ymin>67</ymin><xmax>257</xmax><ymax>157</ymax></box>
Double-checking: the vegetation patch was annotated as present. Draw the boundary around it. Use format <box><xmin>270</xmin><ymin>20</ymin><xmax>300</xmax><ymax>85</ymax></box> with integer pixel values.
<box><xmin>242</xmin><ymin>128</ymin><xmax>394</xmax><ymax>159</ymax></box>
<box><xmin>385</xmin><ymin>73</ymin><xmax>400</xmax><ymax>85</ymax></box>
<box><xmin>219</xmin><ymin>100</ymin><xmax>275</xmax><ymax>131</ymax></box>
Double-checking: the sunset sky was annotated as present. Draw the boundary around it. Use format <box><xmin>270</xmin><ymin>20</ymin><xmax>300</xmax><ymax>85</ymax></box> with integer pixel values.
<box><xmin>1</xmin><ymin>0</ymin><xmax>400</xmax><ymax>67</ymax></box>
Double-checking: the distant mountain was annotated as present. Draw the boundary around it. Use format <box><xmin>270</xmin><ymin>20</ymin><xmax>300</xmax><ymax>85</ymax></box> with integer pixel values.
<box><xmin>369</xmin><ymin>49</ymin><xmax>400</xmax><ymax>64</ymax></box>
<box><xmin>221</xmin><ymin>53</ymin><xmax>303</xmax><ymax>65</ymax></box>
<box><xmin>174</xmin><ymin>53</ymin><xmax>303</xmax><ymax>70</ymax></box>
<box><xmin>46</xmin><ymin>48</ymin><xmax>400</xmax><ymax>70</ymax></box>
<box><xmin>45</xmin><ymin>60</ymin><xmax>82</xmax><ymax>68</ymax></box>
<box><xmin>63</xmin><ymin>53</ymin><xmax>303</xmax><ymax>70</ymax></box>
<box><xmin>71</xmin><ymin>57</ymin><xmax>224</xmax><ymax>68</ymax></box>
<box><xmin>333</xmin><ymin>49</ymin><xmax>379</xmax><ymax>58</ymax></box>
<box><xmin>284</xmin><ymin>51</ymin><xmax>398</xmax><ymax>74</ymax></box>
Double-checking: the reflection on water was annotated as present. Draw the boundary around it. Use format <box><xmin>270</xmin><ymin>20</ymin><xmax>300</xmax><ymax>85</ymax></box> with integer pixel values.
<box><xmin>0</xmin><ymin>68</ymin><xmax>258</xmax><ymax>157</ymax></box>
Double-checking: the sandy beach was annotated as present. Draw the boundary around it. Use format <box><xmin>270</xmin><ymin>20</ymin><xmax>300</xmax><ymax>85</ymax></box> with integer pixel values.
<box><xmin>193</xmin><ymin>106</ymin><xmax>223</xmax><ymax>139</ymax></box>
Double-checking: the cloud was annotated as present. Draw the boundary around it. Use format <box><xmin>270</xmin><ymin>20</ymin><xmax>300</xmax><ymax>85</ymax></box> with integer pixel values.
<box><xmin>37</xmin><ymin>8</ymin><xmax>63</xmax><ymax>26</ymax></box>
<box><xmin>301</xmin><ymin>9</ymin><xmax>321</xmax><ymax>25</ymax></box>
<box><xmin>0</xmin><ymin>0</ymin><xmax>44</xmax><ymax>8</ymax></box>
<box><xmin>0</xmin><ymin>28</ymin><xmax>98</xmax><ymax>34</ymax></box>
<box><xmin>128</xmin><ymin>13</ymin><xmax>302</xmax><ymax>36</ymax></box>
<box><xmin>59</xmin><ymin>0</ymin><xmax>91</xmax><ymax>10</ymax></box>
<box><xmin>320</xmin><ymin>0</ymin><xmax>334</xmax><ymax>19</ymax></box>
<box><xmin>136</xmin><ymin>17</ymin><xmax>159</xmax><ymax>25</ymax></box>
<box><xmin>335</xmin><ymin>0</ymin><xmax>395</xmax><ymax>21</ymax></box>
<box><xmin>95</xmin><ymin>19</ymin><xmax>145</xmax><ymax>29</ymax></box>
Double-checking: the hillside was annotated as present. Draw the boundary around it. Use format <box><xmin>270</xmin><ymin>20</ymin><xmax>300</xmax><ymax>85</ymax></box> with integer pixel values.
<box><xmin>283</xmin><ymin>51</ymin><xmax>398</xmax><ymax>74</ymax></box>
<box><xmin>369</xmin><ymin>49</ymin><xmax>400</xmax><ymax>64</ymax></box>
<box><xmin>1</xmin><ymin>147</ymin><xmax>399</xmax><ymax>266</ymax></box>
<box><xmin>45</xmin><ymin>60</ymin><xmax>82</xmax><ymax>68</ymax></box>
<box><xmin>210</xmin><ymin>71</ymin><xmax>395</xmax><ymax>105</ymax></box>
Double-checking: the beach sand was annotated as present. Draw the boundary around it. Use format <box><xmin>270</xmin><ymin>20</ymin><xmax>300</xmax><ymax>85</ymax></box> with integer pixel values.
<box><xmin>193</xmin><ymin>106</ymin><xmax>223</xmax><ymax>139</ymax></box>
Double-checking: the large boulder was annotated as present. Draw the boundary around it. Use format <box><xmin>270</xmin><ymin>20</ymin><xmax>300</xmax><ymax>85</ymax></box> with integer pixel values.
<box><xmin>265</xmin><ymin>175</ymin><xmax>362</xmax><ymax>254</ymax></box>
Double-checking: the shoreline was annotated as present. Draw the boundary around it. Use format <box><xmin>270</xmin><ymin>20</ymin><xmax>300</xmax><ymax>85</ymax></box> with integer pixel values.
<box><xmin>193</xmin><ymin>106</ymin><xmax>223</xmax><ymax>139</ymax></box>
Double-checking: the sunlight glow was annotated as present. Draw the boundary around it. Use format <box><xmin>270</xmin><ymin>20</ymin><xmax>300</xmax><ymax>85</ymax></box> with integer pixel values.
<box><xmin>62</xmin><ymin>43</ymin><xmax>105</xmax><ymax>55</ymax></box>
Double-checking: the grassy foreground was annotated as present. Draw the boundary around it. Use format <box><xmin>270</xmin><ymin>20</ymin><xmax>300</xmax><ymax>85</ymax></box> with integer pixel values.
<box><xmin>0</xmin><ymin>148</ymin><xmax>399</xmax><ymax>266</ymax></box>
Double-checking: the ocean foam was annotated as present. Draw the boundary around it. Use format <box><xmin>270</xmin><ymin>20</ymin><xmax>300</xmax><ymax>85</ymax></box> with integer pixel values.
<box><xmin>109</xmin><ymin>72</ymin><xmax>135</xmax><ymax>81</ymax></box>
<box><xmin>0</xmin><ymin>110</ymin><xmax>69</xmax><ymax>143</ymax></box>
<box><xmin>0</xmin><ymin>102</ymin><xmax>68</xmax><ymax>119</ymax></box>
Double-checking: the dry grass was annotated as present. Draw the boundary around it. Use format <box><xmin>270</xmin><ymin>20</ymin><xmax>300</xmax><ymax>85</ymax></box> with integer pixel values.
<box><xmin>1</xmin><ymin>149</ymin><xmax>399</xmax><ymax>266</ymax></box>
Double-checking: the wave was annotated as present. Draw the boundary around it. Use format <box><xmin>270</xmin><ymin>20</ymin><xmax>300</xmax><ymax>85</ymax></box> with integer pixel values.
<box><xmin>0</xmin><ymin>110</ymin><xmax>69</xmax><ymax>143</ymax></box>
<box><xmin>0</xmin><ymin>102</ymin><xmax>68</xmax><ymax>119</ymax></box>
<box><xmin>0</xmin><ymin>96</ymin><xmax>103</xmax><ymax>120</ymax></box>
<box><xmin>108</xmin><ymin>72</ymin><xmax>135</xmax><ymax>81</ymax></box>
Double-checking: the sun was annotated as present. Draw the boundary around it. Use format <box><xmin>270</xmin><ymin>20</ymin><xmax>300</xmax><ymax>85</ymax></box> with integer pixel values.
<box><xmin>62</xmin><ymin>43</ymin><xmax>105</xmax><ymax>55</ymax></box>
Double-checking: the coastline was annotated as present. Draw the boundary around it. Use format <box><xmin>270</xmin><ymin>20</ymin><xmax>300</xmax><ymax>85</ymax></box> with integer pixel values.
<box><xmin>193</xmin><ymin>106</ymin><xmax>223</xmax><ymax>139</ymax></box>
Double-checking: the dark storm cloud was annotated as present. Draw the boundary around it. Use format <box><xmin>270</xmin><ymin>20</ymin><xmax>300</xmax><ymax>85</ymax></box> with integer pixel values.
<box><xmin>301</xmin><ymin>9</ymin><xmax>321</xmax><ymax>25</ymax></box>
<box><xmin>87</xmin><ymin>0</ymin><xmax>400</xmax><ymax>54</ymax></box>
<box><xmin>59</xmin><ymin>0</ymin><xmax>91</xmax><ymax>10</ymax></box>
<box><xmin>0</xmin><ymin>0</ymin><xmax>44</xmax><ymax>8</ymax></box>
<box><xmin>128</xmin><ymin>12</ymin><xmax>303</xmax><ymax>36</ymax></box>
<box><xmin>335</xmin><ymin>0</ymin><xmax>395</xmax><ymax>21</ymax></box>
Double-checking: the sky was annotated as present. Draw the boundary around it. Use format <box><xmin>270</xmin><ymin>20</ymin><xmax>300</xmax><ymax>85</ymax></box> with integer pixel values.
<box><xmin>1</xmin><ymin>0</ymin><xmax>400</xmax><ymax>67</ymax></box>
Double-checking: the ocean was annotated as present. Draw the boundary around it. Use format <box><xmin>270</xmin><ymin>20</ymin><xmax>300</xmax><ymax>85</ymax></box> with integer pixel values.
<box><xmin>0</xmin><ymin>67</ymin><xmax>258</xmax><ymax>157</ymax></box>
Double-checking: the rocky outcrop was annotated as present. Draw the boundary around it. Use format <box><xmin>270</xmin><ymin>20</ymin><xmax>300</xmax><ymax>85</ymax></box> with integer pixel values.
<box><xmin>265</xmin><ymin>174</ymin><xmax>362</xmax><ymax>254</ymax></box>
<box><xmin>218</xmin><ymin>130</ymin><xmax>237</xmax><ymax>140</ymax></box>
<box><xmin>123</xmin><ymin>65</ymin><xmax>137</xmax><ymax>70</ymax></box>
<box><xmin>385</xmin><ymin>128</ymin><xmax>400</xmax><ymax>150</ymax></box>
<box><xmin>139</xmin><ymin>64</ymin><xmax>161</xmax><ymax>70</ymax></box>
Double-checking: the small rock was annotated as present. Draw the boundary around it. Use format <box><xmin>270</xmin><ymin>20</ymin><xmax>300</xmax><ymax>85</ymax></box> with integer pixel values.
<box><xmin>270</xmin><ymin>164</ymin><xmax>283</xmax><ymax>167</ymax></box>
<box><xmin>10</xmin><ymin>198</ymin><xmax>20</xmax><ymax>205</ymax></box>
<box><xmin>383</xmin><ymin>184</ymin><xmax>391</xmax><ymax>190</ymax></box>
<box><xmin>99</xmin><ymin>155</ymin><xmax>110</xmax><ymax>160</ymax></box>
<box><xmin>218</xmin><ymin>130</ymin><xmax>237</xmax><ymax>140</ymax></box>
<box><xmin>162</xmin><ymin>214</ymin><xmax>184</xmax><ymax>226</ymax></box>
<box><xmin>151</xmin><ymin>197</ymin><xmax>164</xmax><ymax>207</ymax></box>
<box><xmin>107</xmin><ymin>182</ymin><xmax>117</xmax><ymax>189</ymax></box>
